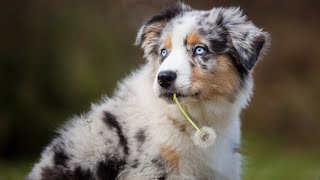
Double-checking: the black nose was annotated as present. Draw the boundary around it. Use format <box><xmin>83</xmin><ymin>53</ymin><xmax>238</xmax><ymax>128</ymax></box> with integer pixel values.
<box><xmin>157</xmin><ymin>70</ymin><xmax>177</xmax><ymax>88</ymax></box>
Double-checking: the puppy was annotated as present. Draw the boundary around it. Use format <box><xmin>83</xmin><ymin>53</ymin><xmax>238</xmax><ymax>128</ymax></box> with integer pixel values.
<box><xmin>27</xmin><ymin>3</ymin><xmax>269</xmax><ymax>180</ymax></box>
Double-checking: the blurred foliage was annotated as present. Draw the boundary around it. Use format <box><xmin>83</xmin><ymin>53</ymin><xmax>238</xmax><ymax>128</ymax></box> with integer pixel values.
<box><xmin>0</xmin><ymin>0</ymin><xmax>319</xmax><ymax>178</ymax></box>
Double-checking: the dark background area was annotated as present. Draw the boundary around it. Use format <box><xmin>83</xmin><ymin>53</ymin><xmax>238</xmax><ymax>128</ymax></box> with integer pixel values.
<box><xmin>1</xmin><ymin>0</ymin><xmax>319</xmax><ymax>179</ymax></box>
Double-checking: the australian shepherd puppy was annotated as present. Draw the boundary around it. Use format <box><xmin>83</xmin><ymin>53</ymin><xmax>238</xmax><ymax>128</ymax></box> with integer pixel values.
<box><xmin>27</xmin><ymin>2</ymin><xmax>269</xmax><ymax>180</ymax></box>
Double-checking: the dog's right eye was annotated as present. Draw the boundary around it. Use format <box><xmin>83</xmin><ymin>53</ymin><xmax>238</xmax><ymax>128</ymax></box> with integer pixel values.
<box><xmin>160</xmin><ymin>49</ymin><xmax>167</xmax><ymax>58</ymax></box>
<box><xmin>194</xmin><ymin>46</ymin><xmax>206</xmax><ymax>55</ymax></box>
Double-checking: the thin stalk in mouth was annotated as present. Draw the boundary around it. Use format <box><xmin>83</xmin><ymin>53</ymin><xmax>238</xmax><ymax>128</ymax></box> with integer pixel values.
<box><xmin>173</xmin><ymin>93</ymin><xmax>200</xmax><ymax>132</ymax></box>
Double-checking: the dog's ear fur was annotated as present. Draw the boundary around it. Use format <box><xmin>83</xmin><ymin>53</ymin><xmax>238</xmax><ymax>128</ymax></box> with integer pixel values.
<box><xmin>219</xmin><ymin>8</ymin><xmax>270</xmax><ymax>70</ymax></box>
<box><xmin>135</xmin><ymin>2</ymin><xmax>192</xmax><ymax>59</ymax></box>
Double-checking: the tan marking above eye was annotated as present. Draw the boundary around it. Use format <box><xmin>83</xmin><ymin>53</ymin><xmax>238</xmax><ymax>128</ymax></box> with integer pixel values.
<box><xmin>187</xmin><ymin>32</ymin><xmax>203</xmax><ymax>46</ymax></box>
<box><xmin>164</xmin><ymin>35</ymin><xmax>172</xmax><ymax>50</ymax></box>
<box><xmin>141</xmin><ymin>21</ymin><xmax>166</xmax><ymax>49</ymax></box>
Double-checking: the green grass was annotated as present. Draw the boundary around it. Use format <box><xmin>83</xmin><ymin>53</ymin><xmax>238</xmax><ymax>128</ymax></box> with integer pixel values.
<box><xmin>0</xmin><ymin>159</ymin><xmax>31</xmax><ymax>180</ymax></box>
<box><xmin>242</xmin><ymin>135</ymin><xmax>320</xmax><ymax>180</ymax></box>
<box><xmin>0</xmin><ymin>136</ymin><xmax>319</xmax><ymax>180</ymax></box>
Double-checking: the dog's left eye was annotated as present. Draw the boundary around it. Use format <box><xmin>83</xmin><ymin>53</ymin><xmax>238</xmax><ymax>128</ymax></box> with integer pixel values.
<box><xmin>194</xmin><ymin>46</ymin><xmax>206</xmax><ymax>55</ymax></box>
<box><xmin>160</xmin><ymin>49</ymin><xmax>167</xmax><ymax>57</ymax></box>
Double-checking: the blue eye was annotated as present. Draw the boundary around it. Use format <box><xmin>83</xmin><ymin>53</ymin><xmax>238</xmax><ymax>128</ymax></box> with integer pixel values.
<box><xmin>160</xmin><ymin>49</ymin><xmax>167</xmax><ymax>57</ymax></box>
<box><xmin>194</xmin><ymin>46</ymin><xmax>206</xmax><ymax>55</ymax></box>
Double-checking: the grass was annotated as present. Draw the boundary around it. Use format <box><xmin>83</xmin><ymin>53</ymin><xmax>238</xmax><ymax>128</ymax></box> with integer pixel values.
<box><xmin>0</xmin><ymin>135</ymin><xmax>319</xmax><ymax>180</ymax></box>
<box><xmin>242</xmin><ymin>134</ymin><xmax>320</xmax><ymax>180</ymax></box>
<box><xmin>0</xmin><ymin>159</ymin><xmax>31</xmax><ymax>180</ymax></box>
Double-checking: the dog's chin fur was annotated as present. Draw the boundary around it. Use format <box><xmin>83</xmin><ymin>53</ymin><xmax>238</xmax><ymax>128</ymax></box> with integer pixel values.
<box><xmin>28</xmin><ymin>3</ymin><xmax>268</xmax><ymax>180</ymax></box>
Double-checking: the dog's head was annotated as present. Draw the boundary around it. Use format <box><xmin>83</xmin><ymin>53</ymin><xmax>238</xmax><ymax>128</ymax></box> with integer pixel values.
<box><xmin>135</xmin><ymin>3</ymin><xmax>269</xmax><ymax>104</ymax></box>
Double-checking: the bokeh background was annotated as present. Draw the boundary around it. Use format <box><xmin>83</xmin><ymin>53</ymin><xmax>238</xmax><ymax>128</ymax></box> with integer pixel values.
<box><xmin>1</xmin><ymin>0</ymin><xmax>319</xmax><ymax>179</ymax></box>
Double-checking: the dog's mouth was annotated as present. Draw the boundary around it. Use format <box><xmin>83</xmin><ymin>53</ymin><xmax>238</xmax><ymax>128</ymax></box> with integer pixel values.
<box><xmin>159</xmin><ymin>91</ymin><xmax>200</xmax><ymax>102</ymax></box>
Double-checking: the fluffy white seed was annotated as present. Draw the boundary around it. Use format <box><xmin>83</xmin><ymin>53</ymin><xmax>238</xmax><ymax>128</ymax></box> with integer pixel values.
<box><xmin>192</xmin><ymin>126</ymin><xmax>216</xmax><ymax>148</ymax></box>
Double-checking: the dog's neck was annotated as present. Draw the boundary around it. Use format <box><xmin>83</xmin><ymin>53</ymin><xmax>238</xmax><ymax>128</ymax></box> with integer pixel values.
<box><xmin>160</xmin><ymin>98</ymin><xmax>239</xmax><ymax>134</ymax></box>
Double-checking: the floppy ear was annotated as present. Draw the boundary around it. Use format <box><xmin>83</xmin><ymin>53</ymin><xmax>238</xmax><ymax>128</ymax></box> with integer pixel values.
<box><xmin>220</xmin><ymin>8</ymin><xmax>270</xmax><ymax>70</ymax></box>
<box><xmin>135</xmin><ymin>2</ymin><xmax>192</xmax><ymax>59</ymax></box>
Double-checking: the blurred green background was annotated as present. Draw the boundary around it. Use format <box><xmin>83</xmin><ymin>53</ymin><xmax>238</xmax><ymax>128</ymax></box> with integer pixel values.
<box><xmin>1</xmin><ymin>0</ymin><xmax>319</xmax><ymax>179</ymax></box>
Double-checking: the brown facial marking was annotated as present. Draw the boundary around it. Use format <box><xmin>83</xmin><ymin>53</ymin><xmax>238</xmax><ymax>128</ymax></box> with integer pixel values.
<box><xmin>164</xmin><ymin>35</ymin><xmax>172</xmax><ymax>50</ymax></box>
<box><xmin>191</xmin><ymin>55</ymin><xmax>240</xmax><ymax>101</ymax></box>
<box><xmin>160</xmin><ymin>146</ymin><xmax>180</xmax><ymax>173</ymax></box>
<box><xmin>141</xmin><ymin>21</ymin><xmax>166</xmax><ymax>50</ymax></box>
<box><xmin>187</xmin><ymin>32</ymin><xmax>203</xmax><ymax>46</ymax></box>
